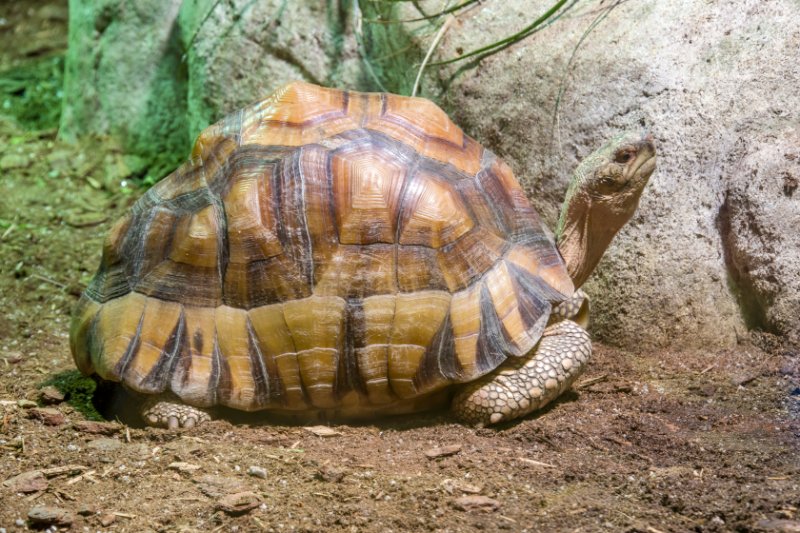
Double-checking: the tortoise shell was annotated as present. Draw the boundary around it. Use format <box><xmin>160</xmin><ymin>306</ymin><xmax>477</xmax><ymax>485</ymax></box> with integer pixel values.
<box><xmin>70</xmin><ymin>82</ymin><xmax>574</xmax><ymax>412</ymax></box>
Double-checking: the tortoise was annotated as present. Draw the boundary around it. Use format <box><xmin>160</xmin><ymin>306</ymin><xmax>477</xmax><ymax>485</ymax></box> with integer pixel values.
<box><xmin>70</xmin><ymin>82</ymin><xmax>656</xmax><ymax>428</ymax></box>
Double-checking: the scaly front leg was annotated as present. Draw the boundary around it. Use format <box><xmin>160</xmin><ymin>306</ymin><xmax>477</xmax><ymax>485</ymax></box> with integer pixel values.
<box><xmin>451</xmin><ymin>320</ymin><xmax>591</xmax><ymax>427</ymax></box>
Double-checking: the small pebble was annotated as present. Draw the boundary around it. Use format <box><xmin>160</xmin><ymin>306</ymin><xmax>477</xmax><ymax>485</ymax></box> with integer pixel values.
<box><xmin>15</xmin><ymin>519</ymin><xmax>25</xmax><ymax>526</ymax></box>
<box><xmin>424</xmin><ymin>444</ymin><xmax>462</xmax><ymax>459</ymax></box>
<box><xmin>168</xmin><ymin>462</ymin><xmax>201</xmax><ymax>474</ymax></box>
<box><xmin>87</xmin><ymin>438</ymin><xmax>123</xmax><ymax>452</ymax></box>
<box><xmin>66</xmin><ymin>443</ymin><xmax>79</xmax><ymax>452</ymax></box>
<box><xmin>2</xmin><ymin>469</ymin><xmax>48</xmax><ymax>493</ymax></box>
<box><xmin>73</xmin><ymin>420</ymin><xmax>121</xmax><ymax>435</ymax></box>
<box><xmin>17</xmin><ymin>399</ymin><xmax>37</xmax><ymax>409</ymax></box>
<box><xmin>216</xmin><ymin>491</ymin><xmax>261</xmax><ymax>516</ymax></box>
<box><xmin>99</xmin><ymin>513</ymin><xmax>116</xmax><ymax>527</ymax></box>
<box><xmin>39</xmin><ymin>386</ymin><xmax>65</xmax><ymax>404</ymax></box>
<box><xmin>27</xmin><ymin>407</ymin><xmax>67</xmax><ymax>426</ymax></box>
<box><xmin>247</xmin><ymin>466</ymin><xmax>267</xmax><ymax>479</ymax></box>
<box><xmin>27</xmin><ymin>505</ymin><xmax>75</xmax><ymax>527</ymax></box>
<box><xmin>451</xmin><ymin>495</ymin><xmax>500</xmax><ymax>513</ymax></box>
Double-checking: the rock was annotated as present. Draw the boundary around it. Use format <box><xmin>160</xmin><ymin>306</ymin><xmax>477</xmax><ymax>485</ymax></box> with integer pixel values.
<box><xmin>27</xmin><ymin>407</ymin><xmax>67</xmax><ymax>426</ymax></box>
<box><xmin>315</xmin><ymin>465</ymin><xmax>347</xmax><ymax>483</ymax></box>
<box><xmin>247</xmin><ymin>466</ymin><xmax>267</xmax><ymax>479</ymax></box>
<box><xmin>755</xmin><ymin>519</ymin><xmax>800</xmax><ymax>532</ymax></box>
<box><xmin>86</xmin><ymin>438</ymin><xmax>123</xmax><ymax>452</ymax></box>
<box><xmin>76</xmin><ymin>504</ymin><xmax>96</xmax><ymax>516</ymax></box>
<box><xmin>215</xmin><ymin>491</ymin><xmax>262</xmax><ymax>516</ymax></box>
<box><xmin>719</xmin><ymin>130</ymin><xmax>800</xmax><ymax>346</ymax></box>
<box><xmin>98</xmin><ymin>513</ymin><xmax>117</xmax><ymax>527</ymax></box>
<box><xmin>16</xmin><ymin>399</ymin><xmax>37</xmax><ymax>409</ymax></box>
<box><xmin>304</xmin><ymin>425</ymin><xmax>341</xmax><ymax>438</ymax></box>
<box><xmin>441</xmin><ymin>479</ymin><xmax>482</xmax><ymax>495</ymax></box>
<box><xmin>168</xmin><ymin>462</ymin><xmax>201</xmax><ymax>474</ymax></box>
<box><xmin>39</xmin><ymin>386</ymin><xmax>65</xmax><ymax>404</ymax></box>
<box><xmin>451</xmin><ymin>495</ymin><xmax>500</xmax><ymax>513</ymax></box>
<box><xmin>194</xmin><ymin>475</ymin><xmax>249</xmax><ymax>498</ymax></box>
<box><xmin>27</xmin><ymin>505</ymin><xmax>75</xmax><ymax>527</ymax></box>
<box><xmin>41</xmin><ymin>465</ymin><xmax>89</xmax><ymax>478</ymax></box>
<box><xmin>424</xmin><ymin>444</ymin><xmax>462</xmax><ymax>459</ymax></box>
<box><xmin>435</xmin><ymin>0</ymin><xmax>800</xmax><ymax>349</ymax></box>
<box><xmin>73</xmin><ymin>420</ymin><xmax>121</xmax><ymax>435</ymax></box>
<box><xmin>3</xmin><ymin>470</ymin><xmax>48</xmax><ymax>493</ymax></box>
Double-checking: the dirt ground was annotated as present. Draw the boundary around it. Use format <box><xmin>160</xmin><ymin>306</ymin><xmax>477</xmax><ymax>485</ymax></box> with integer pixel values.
<box><xmin>1</xmin><ymin>2</ymin><xmax>799</xmax><ymax>532</ymax></box>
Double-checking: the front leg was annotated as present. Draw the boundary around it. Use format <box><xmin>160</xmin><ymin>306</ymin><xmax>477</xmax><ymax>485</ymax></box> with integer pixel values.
<box><xmin>451</xmin><ymin>320</ymin><xmax>591</xmax><ymax>427</ymax></box>
<box><xmin>141</xmin><ymin>396</ymin><xmax>213</xmax><ymax>429</ymax></box>
<box><xmin>552</xmin><ymin>289</ymin><xmax>589</xmax><ymax>328</ymax></box>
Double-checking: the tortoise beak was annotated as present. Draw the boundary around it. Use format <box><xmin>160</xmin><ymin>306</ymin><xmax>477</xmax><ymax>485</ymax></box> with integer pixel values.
<box><xmin>632</xmin><ymin>133</ymin><xmax>657</xmax><ymax>180</ymax></box>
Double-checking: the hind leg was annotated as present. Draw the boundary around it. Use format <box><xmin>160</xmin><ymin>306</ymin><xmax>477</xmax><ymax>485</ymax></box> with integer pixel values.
<box><xmin>141</xmin><ymin>396</ymin><xmax>213</xmax><ymax>429</ymax></box>
<box><xmin>451</xmin><ymin>320</ymin><xmax>591</xmax><ymax>427</ymax></box>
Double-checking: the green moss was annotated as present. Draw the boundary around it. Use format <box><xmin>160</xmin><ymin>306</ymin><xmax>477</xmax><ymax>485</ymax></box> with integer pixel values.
<box><xmin>40</xmin><ymin>371</ymin><xmax>104</xmax><ymax>421</ymax></box>
<box><xmin>0</xmin><ymin>55</ymin><xmax>64</xmax><ymax>131</ymax></box>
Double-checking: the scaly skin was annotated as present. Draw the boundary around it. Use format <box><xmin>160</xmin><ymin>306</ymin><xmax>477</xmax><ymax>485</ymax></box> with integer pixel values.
<box><xmin>551</xmin><ymin>289</ymin><xmax>589</xmax><ymax>328</ymax></box>
<box><xmin>451</xmin><ymin>319</ymin><xmax>591</xmax><ymax>427</ymax></box>
<box><xmin>141</xmin><ymin>398</ymin><xmax>212</xmax><ymax>429</ymax></box>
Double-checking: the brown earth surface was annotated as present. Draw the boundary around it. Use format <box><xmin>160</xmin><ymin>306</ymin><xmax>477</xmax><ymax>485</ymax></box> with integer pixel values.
<box><xmin>1</xmin><ymin>2</ymin><xmax>799</xmax><ymax>532</ymax></box>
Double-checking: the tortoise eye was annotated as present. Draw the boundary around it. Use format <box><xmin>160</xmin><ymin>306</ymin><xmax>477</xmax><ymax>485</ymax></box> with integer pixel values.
<box><xmin>614</xmin><ymin>149</ymin><xmax>635</xmax><ymax>164</ymax></box>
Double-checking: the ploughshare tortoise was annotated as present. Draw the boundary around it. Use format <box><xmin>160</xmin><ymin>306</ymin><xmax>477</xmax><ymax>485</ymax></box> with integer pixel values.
<box><xmin>70</xmin><ymin>82</ymin><xmax>656</xmax><ymax>428</ymax></box>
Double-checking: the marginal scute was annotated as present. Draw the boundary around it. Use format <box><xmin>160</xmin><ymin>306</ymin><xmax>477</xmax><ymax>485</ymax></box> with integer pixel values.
<box><xmin>170</xmin><ymin>304</ymin><xmax>218</xmax><ymax>407</ymax></box>
<box><xmin>248</xmin><ymin>303</ymin><xmax>305</xmax><ymax>408</ymax></box>
<box><xmin>91</xmin><ymin>292</ymin><xmax>148</xmax><ymax>382</ymax></box>
<box><xmin>389</xmin><ymin>291</ymin><xmax>451</xmax><ymax>398</ymax></box>
<box><xmin>214</xmin><ymin>306</ymin><xmax>260</xmax><ymax>410</ymax></box>
<box><xmin>69</xmin><ymin>296</ymin><xmax>101</xmax><ymax>375</ymax></box>
<box><xmin>122</xmin><ymin>297</ymin><xmax>183</xmax><ymax>394</ymax></box>
<box><xmin>282</xmin><ymin>296</ymin><xmax>346</xmax><ymax>408</ymax></box>
<box><xmin>483</xmin><ymin>261</ymin><xmax>539</xmax><ymax>357</ymax></box>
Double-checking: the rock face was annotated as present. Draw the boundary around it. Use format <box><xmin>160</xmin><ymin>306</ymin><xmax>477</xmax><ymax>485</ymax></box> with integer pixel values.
<box><xmin>59</xmin><ymin>0</ymin><xmax>799</xmax><ymax>348</ymax></box>
<box><xmin>60</xmin><ymin>0</ymin><xmax>188</xmax><ymax>178</ymax></box>
<box><xmin>60</xmin><ymin>0</ymin><xmax>417</xmax><ymax>179</ymax></box>
<box><xmin>435</xmin><ymin>0</ymin><xmax>799</xmax><ymax>348</ymax></box>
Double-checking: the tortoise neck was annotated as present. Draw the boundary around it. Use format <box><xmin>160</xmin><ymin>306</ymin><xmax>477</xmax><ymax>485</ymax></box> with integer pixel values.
<box><xmin>556</xmin><ymin>193</ymin><xmax>621</xmax><ymax>289</ymax></box>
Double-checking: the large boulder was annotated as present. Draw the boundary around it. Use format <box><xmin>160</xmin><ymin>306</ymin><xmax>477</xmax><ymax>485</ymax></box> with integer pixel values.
<box><xmin>434</xmin><ymin>0</ymin><xmax>799</xmax><ymax>348</ymax></box>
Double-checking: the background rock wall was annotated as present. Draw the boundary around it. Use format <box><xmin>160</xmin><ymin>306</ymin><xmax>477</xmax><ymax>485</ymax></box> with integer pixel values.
<box><xmin>59</xmin><ymin>0</ymin><xmax>800</xmax><ymax>349</ymax></box>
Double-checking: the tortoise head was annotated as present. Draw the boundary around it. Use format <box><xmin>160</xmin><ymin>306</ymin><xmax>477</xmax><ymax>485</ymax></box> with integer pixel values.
<box><xmin>555</xmin><ymin>131</ymin><xmax>657</xmax><ymax>288</ymax></box>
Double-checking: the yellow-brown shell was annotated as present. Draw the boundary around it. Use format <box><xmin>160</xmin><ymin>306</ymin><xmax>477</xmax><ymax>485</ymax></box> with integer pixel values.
<box><xmin>70</xmin><ymin>82</ymin><xmax>574</xmax><ymax>412</ymax></box>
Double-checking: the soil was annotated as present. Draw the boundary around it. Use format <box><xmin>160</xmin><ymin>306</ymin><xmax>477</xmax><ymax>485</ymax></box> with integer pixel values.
<box><xmin>1</xmin><ymin>2</ymin><xmax>798</xmax><ymax>532</ymax></box>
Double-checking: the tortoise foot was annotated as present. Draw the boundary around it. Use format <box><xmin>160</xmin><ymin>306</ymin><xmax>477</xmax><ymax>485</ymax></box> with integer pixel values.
<box><xmin>452</xmin><ymin>320</ymin><xmax>591</xmax><ymax>427</ymax></box>
<box><xmin>141</xmin><ymin>398</ymin><xmax>212</xmax><ymax>429</ymax></box>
